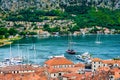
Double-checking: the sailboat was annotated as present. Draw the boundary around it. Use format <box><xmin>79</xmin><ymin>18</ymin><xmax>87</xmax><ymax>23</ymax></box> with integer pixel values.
<box><xmin>29</xmin><ymin>44</ymin><xmax>36</xmax><ymax>50</ymax></box>
<box><xmin>66</xmin><ymin>33</ymin><xmax>76</xmax><ymax>54</ymax></box>
<box><xmin>95</xmin><ymin>31</ymin><xmax>102</xmax><ymax>44</ymax></box>
<box><xmin>3</xmin><ymin>44</ymin><xmax>23</xmax><ymax>66</ymax></box>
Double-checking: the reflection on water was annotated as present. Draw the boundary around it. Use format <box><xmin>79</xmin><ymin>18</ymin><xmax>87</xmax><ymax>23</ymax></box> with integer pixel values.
<box><xmin>0</xmin><ymin>35</ymin><xmax>120</xmax><ymax>65</ymax></box>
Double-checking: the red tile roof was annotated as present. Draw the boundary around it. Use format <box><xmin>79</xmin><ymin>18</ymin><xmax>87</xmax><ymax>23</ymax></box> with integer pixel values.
<box><xmin>110</xmin><ymin>68</ymin><xmax>120</xmax><ymax>79</ymax></box>
<box><xmin>97</xmin><ymin>66</ymin><xmax>110</xmax><ymax>72</ymax></box>
<box><xmin>45</xmin><ymin>57</ymin><xmax>74</xmax><ymax>66</ymax></box>
<box><xmin>92</xmin><ymin>58</ymin><xmax>101</xmax><ymax>62</ymax></box>
<box><xmin>0</xmin><ymin>67</ymin><xmax>47</xmax><ymax>80</ymax></box>
<box><xmin>0</xmin><ymin>65</ymin><xmax>34</xmax><ymax>73</ymax></box>
<box><xmin>46</xmin><ymin>67</ymin><xmax>82</xmax><ymax>73</ymax></box>
<box><xmin>74</xmin><ymin>63</ymin><xmax>85</xmax><ymax>68</ymax></box>
<box><xmin>102</xmin><ymin>60</ymin><xmax>114</xmax><ymax>64</ymax></box>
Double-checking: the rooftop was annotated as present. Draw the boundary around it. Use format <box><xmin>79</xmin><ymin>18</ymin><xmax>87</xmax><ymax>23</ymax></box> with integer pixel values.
<box><xmin>45</xmin><ymin>57</ymin><xmax>74</xmax><ymax>66</ymax></box>
<box><xmin>92</xmin><ymin>58</ymin><xmax>101</xmax><ymax>62</ymax></box>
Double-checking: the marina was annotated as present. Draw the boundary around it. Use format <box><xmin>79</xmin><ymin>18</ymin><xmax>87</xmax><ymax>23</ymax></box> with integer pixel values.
<box><xmin>0</xmin><ymin>34</ymin><xmax>120</xmax><ymax>65</ymax></box>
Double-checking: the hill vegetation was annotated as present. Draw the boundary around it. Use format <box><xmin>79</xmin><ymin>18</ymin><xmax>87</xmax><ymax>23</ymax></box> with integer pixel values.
<box><xmin>3</xmin><ymin>6</ymin><xmax>120</xmax><ymax>30</ymax></box>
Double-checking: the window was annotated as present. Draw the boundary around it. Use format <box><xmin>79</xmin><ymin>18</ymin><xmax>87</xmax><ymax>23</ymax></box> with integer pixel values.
<box><xmin>69</xmin><ymin>65</ymin><xmax>71</xmax><ymax>67</ymax></box>
<box><xmin>65</xmin><ymin>65</ymin><xmax>66</xmax><ymax>68</ymax></box>
<box><xmin>59</xmin><ymin>73</ymin><xmax>61</xmax><ymax>76</ymax></box>
<box><xmin>59</xmin><ymin>65</ymin><xmax>62</xmax><ymax>68</ymax></box>
<box><xmin>114</xmin><ymin>64</ymin><xmax>118</xmax><ymax>67</ymax></box>
<box><xmin>71</xmin><ymin>65</ymin><xmax>73</xmax><ymax>67</ymax></box>
<box><xmin>110</xmin><ymin>76</ymin><xmax>113</xmax><ymax>79</ymax></box>
<box><xmin>66</xmin><ymin>65</ymin><xmax>67</xmax><ymax>67</ymax></box>
<box><xmin>54</xmin><ymin>66</ymin><xmax>56</xmax><ymax>68</ymax></box>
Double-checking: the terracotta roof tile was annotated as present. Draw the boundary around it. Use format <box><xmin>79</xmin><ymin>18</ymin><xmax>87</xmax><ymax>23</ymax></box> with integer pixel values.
<box><xmin>0</xmin><ymin>65</ymin><xmax>35</xmax><ymax>73</ymax></box>
<box><xmin>92</xmin><ymin>58</ymin><xmax>101</xmax><ymax>62</ymax></box>
<box><xmin>110</xmin><ymin>68</ymin><xmax>120</xmax><ymax>79</ymax></box>
<box><xmin>97</xmin><ymin>66</ymin><xmax>110</xmax><ymax>72</ymax></box>
<box><xmin>102</xmin><ymin>60</ymin><xmax>114</xmax><ymax>64</ymax></box>
<box><xmin>45</xmin><ymin>57</ymin><xmax>74</xmax><ymax>66</ymax></box>
<box><xmin>74</xmin><ymin>63</ymin><xmax>85</xmax><ymax>68</ymax></box>
<box><xmin>47</xmin><ymin>67</ymin><xmax>81</xmax><ymax>73</ymax></box>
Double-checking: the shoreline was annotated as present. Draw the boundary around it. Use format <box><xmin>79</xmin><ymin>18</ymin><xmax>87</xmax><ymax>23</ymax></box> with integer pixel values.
<box><xmin>0</xmin><ymin>36</ymin><xmax>22</xmax><ymax>47</ymax></box>
<box><xmin>39</xmin><ymin>33</ymin><xmax>120</xmax><ymax>37</ymax></box>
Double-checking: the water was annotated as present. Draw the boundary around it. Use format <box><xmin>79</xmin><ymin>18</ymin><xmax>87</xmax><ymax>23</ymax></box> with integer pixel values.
<box><xmin>0</xmin><ymin>34</ymin><xmax>120</xmax><ymax>65</ymax></box>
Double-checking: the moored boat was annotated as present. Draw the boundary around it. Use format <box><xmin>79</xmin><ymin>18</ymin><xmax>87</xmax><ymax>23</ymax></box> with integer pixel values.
<box><xmin>48</xmin><ymin>54</ymin><xmax>64</xmax><ymax>59</ymax></box>
<box><xmin>66</xmin><ymin>49</ymin><xmax>76</xmax><ymax>54</ymax></box>
<box><xmin>66</xmin><ymin>33</ymin><xmax>76</xmax><ymax>54</ymax></box>
<box><xmin>75</xmin><ymin>52</ymin><xmax>92</xmax><ymax>63</ymax></box>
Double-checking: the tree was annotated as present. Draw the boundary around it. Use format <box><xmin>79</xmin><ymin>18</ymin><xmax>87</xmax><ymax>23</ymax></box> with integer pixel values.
<box><xmin>72</xmin><ymin>25</ymin><xmax>80</xmax><ymax>31</ymax></box>
<box><xmin>19</xmin><ymin>31</ymin><xmax>27</xmax><ymax>36</ymax></box>
<box><xmin>0</xmin><ymin>27</ymin><xmax>8</xmax><ymax>35</ymax></box>
<box><xmin>0</xmin><ymin>35</ymin><xmax>3</xmax><ymax>39</ymax></box>
<box><xmin>49</xmin><ymin>27</ymin><xmax>60</xmax><ymax>32</ymax></box>
<box><xmin>5</xmin><ymin>33</ymin><xmax>10</xmax><ymax>38</ymax></box>
<box><xmin>43</xmin><ymin>24</ymin><xmax>50</xmax><ymax>31</ymax></box>
<box><xmin>28</xmin><ymin>32</ymin><xmax>37</xmax><ymax>35</ymax></box>
<box><xmin>8</xmin><ymin>28</ymin><xmax>18</xmax><ymax>36</ymax></box>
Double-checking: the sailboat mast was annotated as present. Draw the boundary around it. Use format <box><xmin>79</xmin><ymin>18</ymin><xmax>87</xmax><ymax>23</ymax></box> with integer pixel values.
<box><xmin>70</xmin><ymin>34</ymin><xmax>73</xmax><ymax>50</ymax></box>
<box><xmin>18</xmin><ymin>43</ymin><xmax>20</xmax><ymax>57</ymax></box>
<box><xmin>10</xmin><ymin>44</ymin><xmax>12</xmax><ymax>59</ymax></box>
<box><xmin>67</xmin><ymin>32</ymin><xmax>70</xmax><ymax>50</ymax></box>
<box><xmin>33</xmin><ymin>44</ymin><xmax>37</xmax><ymax>64</ymax></box>
<box><xmin>27</xmin><ymin>47</ymin><xmax>29</xmax><ymax>64</ymax></box>
<box><xmin>95</xmin><ymin>31</ymin><xmax>102</xmax><ymax>44</ymax></box>
<box><xmin>96</xmin><ymin>33</ymin><xmax>99</xmax><ymax>42</ymax></box>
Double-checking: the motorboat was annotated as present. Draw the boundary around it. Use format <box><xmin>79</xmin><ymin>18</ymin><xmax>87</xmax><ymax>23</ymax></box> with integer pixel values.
<box><xmin>48</xmin><ymin>54</ymin><xmax>64</xmax><ymax>59</ymax></box>
<box><xmin>75</xmin><ymin>52</ymin><xmax>92</xmax><ymax>63</ymax></box>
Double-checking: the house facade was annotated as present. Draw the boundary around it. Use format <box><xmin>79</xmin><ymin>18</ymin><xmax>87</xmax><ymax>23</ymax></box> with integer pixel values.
<box><xmin>44</xmin><ymin>56</ymin><xmax>85</xmax><ymax>79</ymax></box>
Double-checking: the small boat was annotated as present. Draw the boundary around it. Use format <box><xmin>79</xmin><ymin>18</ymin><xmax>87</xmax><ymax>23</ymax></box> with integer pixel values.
<box><xmin>66</xmin><ymin>33</ymin><xmax>76</xmax><ymax>54</ymax></box>
<box><xmin>66</xmin><ymin>49</ymin><xmax>76</xmax><ymax>54</ymax></box>
<box><xmin>4</xmin><ymin>44</ymin><xmax>23</xmax><ymax>66</ymax></box>
<box><xmin>48</xmin><ymin>54</ymin><xmax>64</xmax><ymax>59</ymax></box>
<box><xmin>4</xmin><ymin>56</ymin><xmax>23</xmax><ymax>65</ymax></box>
<box><xmin>75</xmin><ymin>52</ymin><xmax>92</xmax><ymax>63</ymax></box>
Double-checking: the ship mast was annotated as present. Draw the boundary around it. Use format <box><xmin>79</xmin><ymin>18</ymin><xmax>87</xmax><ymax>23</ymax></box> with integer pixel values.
<box><xmin>10</xmin><ymin>44</ymin><xmax>12</xmax><ymax>59</ymax></box>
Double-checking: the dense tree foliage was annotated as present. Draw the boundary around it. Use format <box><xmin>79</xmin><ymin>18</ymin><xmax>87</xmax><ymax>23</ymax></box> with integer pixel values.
<box><xmin>8</xmin><ymin>28</ymin><xmax>18</xmax><ymax>36</ymax></box>
<box><xmin>3</xmin><ymin>6</ymin><xmax>120</xmax><ymax>30</ymax></box>
<box><xmin>5</xmin><ymin>9</ymin><xmax>67</xmax><ymax>22</ymax></box>
<box><xmin>0</xmin><ymin>27</ymin><xmax>18</xmax><ymax>39</ymax></box>
<box><xmin>43</xmin><ymin>24</ymin><xmax>60</xmax><ymax>32</ymax></box>
<box><xmin>71</xmin><ymin>7</ymin><xmax>120</xmax><ymax>30</ymax></box>
<box><xmin>64</xmin><ymin>5</ymin><xmax>90</xmax><ymax>14</ymax></box>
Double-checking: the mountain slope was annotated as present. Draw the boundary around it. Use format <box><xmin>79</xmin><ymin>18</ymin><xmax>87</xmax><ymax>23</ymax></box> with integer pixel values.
<box><xmin>0</xmin><ymin>0</ymin><xmax>120</xmax><ymax>12</ymax></box>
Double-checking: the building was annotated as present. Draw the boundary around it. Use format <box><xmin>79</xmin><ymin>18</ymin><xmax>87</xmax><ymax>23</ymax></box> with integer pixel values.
<box><xmin>110</xmin><ymin>68</ymin><xmax>120</xmax><ymax>80</ymax></box>
<box><xmin>92</xmin><ymin>58</ymin><xmax>120</xmax><ymax>72</ymax></box>
<box><xmin>0</xmin><ymin>64</ymin><xmax>47</xmax><ymax>80</ymax></box>
<box><xmin>0</xmin><ymin>65</ymin><xmax>35</xmax><ymax>74</ymax></box>
<box><xmin>44</xmin><ymin>56</ymin><xmax>85</xmax><ymax>80</ymax></box>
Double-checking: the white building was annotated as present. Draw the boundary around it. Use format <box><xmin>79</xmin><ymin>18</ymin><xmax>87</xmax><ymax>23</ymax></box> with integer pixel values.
<box><xmin>92</xmin><ymin>58</ymin><xmax>120</xmax><ymax>72</ymax></box>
